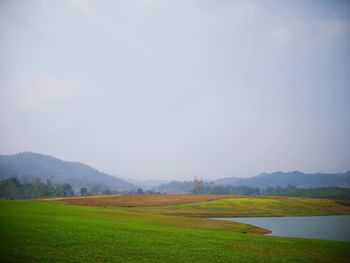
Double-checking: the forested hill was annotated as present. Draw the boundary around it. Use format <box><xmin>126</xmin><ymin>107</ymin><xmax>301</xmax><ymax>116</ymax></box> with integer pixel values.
<box><xmin>215</xmin><ymin>171</ymin><xmax>350</xmax><ymax>189</ymax></box>
<box><xmin>0</xmin><ymin>152</ymin><xmax>136</xmax><ymax>192</ymax></box>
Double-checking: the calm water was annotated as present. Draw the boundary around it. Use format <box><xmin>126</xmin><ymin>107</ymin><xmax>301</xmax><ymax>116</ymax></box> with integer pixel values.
<box><xmin>214</xmin><ymin>215</ymin><xmax>350</xmax><ymax>241</ymax></box>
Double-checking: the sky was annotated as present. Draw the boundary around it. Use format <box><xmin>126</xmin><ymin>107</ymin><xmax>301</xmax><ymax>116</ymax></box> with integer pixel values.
<box><xmin>0</xmin><ymin>0</ymin><xmax>350</xmax><ymax>180</ymax></box>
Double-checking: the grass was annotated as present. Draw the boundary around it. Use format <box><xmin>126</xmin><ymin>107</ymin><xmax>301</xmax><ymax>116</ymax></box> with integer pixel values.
<box><xmin>149</xmin><ymin>196</ymin><xmax>350</xmax><ymax>217</ymax></box>
<box><xmin>57</xmin><ymin>194</ymin><xmax>350</xmax><ymax>218</ymax></box>
<box><xmin>1</xmin><ymin>197</ymin><xmax>350</xmax><ymax>262</ymax></box>
<box><xmin>48</xmin><ymin>194</ymin><xmax>236</xmax><ymax>207</ymax></box>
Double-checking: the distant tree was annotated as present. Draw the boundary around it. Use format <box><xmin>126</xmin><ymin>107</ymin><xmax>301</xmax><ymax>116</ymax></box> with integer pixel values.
<box><xmin>101</xmin><ymin>189</ymin><xmax>112</xmax><ymax>195</ymax></box>
<box><xmin>155</xmin><ymin>181</ymin><xmax>194</xmax><ymax>193</ymax></box>
<box><xmin>137</xmin><ymin>188</ymin><xmax>144</xmax><ymax>194</ymax></box>
<box><xmin>32</xmin><ymin>178</ymin><xmax>46</xmax><ymax>196</ymax></box>
<box><xmin>0</xmin><ymin>177</ymin><xmax>77</xmax><ymax>199</ymax></box>
<box><xmin>145</xmin><ymin>190</ymin><xmax>160</xmax><ymax>194</ymax></box>
<box><xmin>45</xmin><ymin>179</ymin><xmax>56</xmax><ymax>196</ymax></box>
<box><xmin>90</xmin><ymin>185</ymin><xmax>101</xmax><ymax>195</ymax></box>
<box><xmin>0</xmin><ymin>177</ymin><xmax>20</xmax><ymax>199</ymax></box>
<box><xmin>192</xmin><ymin>177</ymin><xmax>204</xmax><ymax>194</ymax></box>
<box><xmin>63</xmin><ymin>183</ymin><xmax>74</xmax><ymax>196</ymax></box>
<box><xmin>80</xmin><ymin>187</ymin><xmax>88</xmax><ymax>196</ymax></box>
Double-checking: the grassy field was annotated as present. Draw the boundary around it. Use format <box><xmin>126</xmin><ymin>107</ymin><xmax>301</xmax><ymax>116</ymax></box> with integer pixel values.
<box><xmin>146</xmin><ymin>196</ymin><xmax>350</xmax><ymax>217</ymax></box>
<box><xmin>56</xmin><ymin>194</ymin><xmax>350</xmax><ymax>217</ymax></box>
<box><xmin>1</xmin><ymin>196</ymin><xmax>350</xmax><ymax>262</ymax></box>
<box><xmin>51</xmin><ymin>194</ymin><xmax>236</xmax><ymax>207</ymax></box>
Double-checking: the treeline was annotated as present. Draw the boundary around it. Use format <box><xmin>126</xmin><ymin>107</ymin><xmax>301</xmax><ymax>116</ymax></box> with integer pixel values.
<box><xmin>82</xmin><ymin>187</ymin><xmax>159</xmax><ymax>196</ymax></box>
<box><xmin>156</xmin><ymin>179</ymin><xmax>350</xmax><ymax>199</ymax></box>
<box><xmin>0</xmin><ymin>177</ymin><xmax>74</xmax><ymax>199</ymax></box>
<box><xmin>0</xmin><ymin>177</ymin><xmax>158</xmax><ymax>199</ymax></box>
<box><xmin>190</xmin><ymin>179</ymin><xmax>260</xmax><ymax>195</ymax></box>
<box><xmin>200</xmin><ymin>184</ymin><xmax>350</xmax><ymax>199</ymax></box>
<box><xmin>155</xmin><ymin>181</ymin><xmax>195</xmax><ymax>194</ymax></box>
<box><xmin>201</xmin><ymin>184</ymin><xmax>260</xmax><ymax>195</ymax></box>
<box><xmin>154</xmin><ymin>180</ymin><xmax>259</xmax><ymax>195</ymax></box>
<box><xmin>263</xmin><ymin>185</ymin><xmax>350</xmax><ymax>200</ymax></box>
<box><xmin>2</xmin><ymin>177</ymin><xmax>350</xmax><ymax>200</ymax></box>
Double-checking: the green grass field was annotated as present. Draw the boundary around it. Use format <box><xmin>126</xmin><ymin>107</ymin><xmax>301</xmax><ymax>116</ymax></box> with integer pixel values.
<box><xmin>1</xmin><ymin>197</ymin><xmax>350</xmax><ymax>263</ymax></box>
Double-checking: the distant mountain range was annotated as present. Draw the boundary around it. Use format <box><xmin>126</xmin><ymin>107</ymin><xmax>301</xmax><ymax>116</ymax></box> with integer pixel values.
<box><xmin>1</xmin><ymin>152</ymin><xmax>349</xmax><ymax>193</ymax></box>
<box><xmin>150</xmin><ymin>171</ymin><xmax>350</xmax><ymax>194</ymax></box>
<box><xmin>0</xmin><ymin>152</ymin><xmax>136</xmax><ymax>192</ymax></box>
<box><xmin>215</xmin><ymin>171</ymin><xmax>350</xmax><ymax>189</ymax></box>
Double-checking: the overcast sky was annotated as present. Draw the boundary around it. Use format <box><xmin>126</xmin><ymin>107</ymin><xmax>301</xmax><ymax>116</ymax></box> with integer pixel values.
<box><xmin>0</xmin><ymin>0</ymin><xmax>349</xmax><ymax>180</ymax></box>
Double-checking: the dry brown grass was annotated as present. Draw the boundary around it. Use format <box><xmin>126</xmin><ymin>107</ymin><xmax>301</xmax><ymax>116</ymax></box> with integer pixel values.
<box><xmin>51</xmin><ymin>194</ymin><xmax>238</xmax><ymax>207</ymax></box>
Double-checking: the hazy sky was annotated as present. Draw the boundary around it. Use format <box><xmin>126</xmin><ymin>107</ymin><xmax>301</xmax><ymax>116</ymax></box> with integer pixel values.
<box><xmin>1</xmin><ymin>0</ymin><xmax>349</xmax><ymax>180</ymax></box>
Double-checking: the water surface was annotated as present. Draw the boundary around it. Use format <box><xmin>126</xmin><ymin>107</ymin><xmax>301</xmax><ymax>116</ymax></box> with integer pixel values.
<box><xmin>214</xmin><ymin>215</ymin><xmax>350</xmax><ymax>241</ymax></box>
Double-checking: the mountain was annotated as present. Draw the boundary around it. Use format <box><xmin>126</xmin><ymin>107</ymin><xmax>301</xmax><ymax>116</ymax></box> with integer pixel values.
<box><xmin>121</xmin><ymin>178</ymin><xmax>171</xmax><ymax>190</ymax></box>
<box><xmin>0</xmin><ymin>152</ymin><xmax>136</xmax><ymax>192</ymax></box>
<box><xmin>109</xmin><ymin>174</ymin><xmax>171</xmax><ymax>190</ymax></box>
<box><xmin>215</xmin><ymin>171</ymin><xmax>350</xmax><ymax>189</ymax></box>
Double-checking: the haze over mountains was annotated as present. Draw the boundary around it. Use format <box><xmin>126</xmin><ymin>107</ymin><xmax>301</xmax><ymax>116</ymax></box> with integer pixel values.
<box><xmin>0</xmin><ymin>152</ymin><xmax>136</xmax><ymax>192</ymax></box>
<box><xmin>215</xmin><ymin>171</ymin><xmax>350</xmax><ymax>189</ymax></box>
<box><xmin>0</xmin><ymin>152</ymin><xmax>349</xmax><ymax>193</ymax></box>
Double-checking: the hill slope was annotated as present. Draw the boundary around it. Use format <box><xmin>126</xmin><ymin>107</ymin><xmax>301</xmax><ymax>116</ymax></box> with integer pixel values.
<box><xmin>0</xmin><ymin>152</ymin><xmax>136</xmax><ymax>192</ymax></box>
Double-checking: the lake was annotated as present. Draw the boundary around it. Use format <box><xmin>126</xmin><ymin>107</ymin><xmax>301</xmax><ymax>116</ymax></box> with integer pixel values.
<box><xmin>214</xmin><ymin>215</ymin><xmax>350</xmax><ymax>242</ymax></box>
